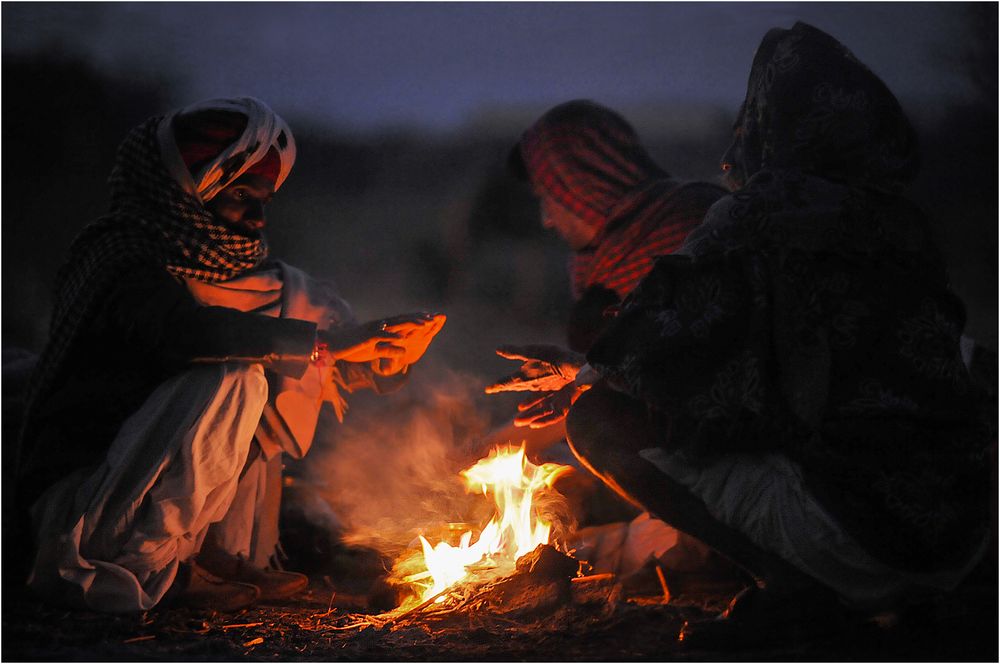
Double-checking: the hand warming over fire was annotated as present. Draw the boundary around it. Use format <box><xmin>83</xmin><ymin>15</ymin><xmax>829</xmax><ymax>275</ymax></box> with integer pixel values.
<box><xmin>511</xmin><ymin>365</ymin><xmax>598</xmax><ymax>429</ymax></box>
<box><xmin>318</xmin><ymin>320</ymin><xmax>402</xmax><ymax>363</ymax></box>
<box><xmin>512</xmin><ymin>382</ymin><xmax>581</xmax><ymax>428</ymax></box>
<box><xmin>318</xmin><ymin>312</ymin><xmax>447</xmax><ymax>369</ymax></box>
<box><xmin>372</xmin><ymin>312</ymin><xmax>447</xmax><ymax>375</ymax></box>
<box><xmin>484</xmin><ymin>344</ymin><xmax>586</xmax><ymax>394</ymax></box>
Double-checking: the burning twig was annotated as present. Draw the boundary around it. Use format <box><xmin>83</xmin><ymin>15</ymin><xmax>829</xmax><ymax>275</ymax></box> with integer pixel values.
<box><xmin>390</xmin><ymin>587</ymin><xmax>453</xmax><ymax>623</ymax></box>
<box><xmin>243</xmin><ymin>637</ymin><xmax>264</xmax><ymax>647</ymax></box>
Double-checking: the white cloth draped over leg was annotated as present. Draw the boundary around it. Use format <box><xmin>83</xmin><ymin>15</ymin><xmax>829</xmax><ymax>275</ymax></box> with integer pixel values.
<box><xmin>638</xmin><ymin>448</ymin><xmax>988</xmax><ymax>609</ymax></box>
<box><xmin>28</xmin><ymin>363</ymin><xmax>268</xmax><ymax>612</ymax></box>
<box><xmin>202</xmin><ymin>446</ymin><xmax>283</xmax><ymax>566</ymax></box>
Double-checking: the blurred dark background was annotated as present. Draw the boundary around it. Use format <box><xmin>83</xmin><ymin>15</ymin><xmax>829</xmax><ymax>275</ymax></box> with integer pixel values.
<box><xmin>3</xmin><ymin>1</ymin><xmax>996</xmax><ymax>389</ymax></box>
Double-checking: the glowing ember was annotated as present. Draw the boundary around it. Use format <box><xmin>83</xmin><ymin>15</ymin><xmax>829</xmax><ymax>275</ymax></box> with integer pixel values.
<box><xmin>398</xmin><ymin>444</ymin><xmax>572</xmax><ymax>604</ymax></box>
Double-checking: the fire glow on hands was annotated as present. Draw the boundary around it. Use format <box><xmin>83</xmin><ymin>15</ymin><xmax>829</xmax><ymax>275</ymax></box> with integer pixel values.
<box><xmin>320</xmin><ymin>312</ymin><xmax>445</xmax><ymax>368</ymax></box>
<box><xmin>373</xmin><ymin>312</ymin><xmax>447</xmax><ymax>375</ymax></box>
<box><xmin>486</xmin><ymin>343</ymin><xmax>594</xmax><ymax>429</ymax></box>
<box><xmin>484</xmin><ymin>344</ymin><xmax>586</xmax><ymax>394</ymax></box>
<box><xmin>513</xmin><ymin>381</ymin><xmax>591</xmax><ymax>429</ymax></box>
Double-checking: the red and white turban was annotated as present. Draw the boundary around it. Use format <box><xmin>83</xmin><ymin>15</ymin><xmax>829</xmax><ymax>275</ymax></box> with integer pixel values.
<box><xmin>156</xmin><ymin>96</ymin><xmax>297</xmax><ymax>202</ymax></box>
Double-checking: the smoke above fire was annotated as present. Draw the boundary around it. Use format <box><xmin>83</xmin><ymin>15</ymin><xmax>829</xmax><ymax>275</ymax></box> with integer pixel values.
<box><xmin>300</xmin><ymin>362</ymin><xmax>577</xmax><ymax>598</ymax></box>
<box><xmin>303</xmin><ymin>367</ymin><xmax>503</xmax><ymax>558</ymax></box>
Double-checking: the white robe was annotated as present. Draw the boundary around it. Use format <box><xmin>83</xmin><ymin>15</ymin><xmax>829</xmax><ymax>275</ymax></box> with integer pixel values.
<box><xmin>28</xmin><ymin>262</ymin><xmax>352</xmax><ymax>612</ymax></box>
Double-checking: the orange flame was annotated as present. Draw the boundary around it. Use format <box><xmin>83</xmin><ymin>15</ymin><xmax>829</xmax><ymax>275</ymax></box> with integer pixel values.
<box><xmin>399</xmin><ymin>444</ymin><xmax>571</xmax><ymax>604</ymax></box>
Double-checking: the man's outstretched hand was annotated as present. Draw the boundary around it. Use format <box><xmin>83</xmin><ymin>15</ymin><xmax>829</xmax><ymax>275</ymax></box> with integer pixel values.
<box><xmin>321</xmin><ymin>313</ymin><xmax>445</xmax><ymax>368</ymax></box>
<box><xmin>373</xmin><ymin>312</ymin><xmax>447</xmax><ymax>375</ymax></box>
<box><xmin>320</xmin><ymin>319</ymin><xmax>405</xmax><ymax>364</ymax></box>
<box><xmin>484</xmin><ymin>344</ymin><xmax>586</xmax><ymax>394</ymax></box>
<box><xmin>513</xmin><ymin>381</ymin><xmax>591</xmax><ymax>429</ymax></box>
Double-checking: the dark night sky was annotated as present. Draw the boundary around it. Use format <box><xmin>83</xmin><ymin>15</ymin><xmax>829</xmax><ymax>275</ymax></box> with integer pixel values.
<box><xmin>1</xmin><ymin>2</ymin><xmax>983</xmax><ymax>131</ymax></box>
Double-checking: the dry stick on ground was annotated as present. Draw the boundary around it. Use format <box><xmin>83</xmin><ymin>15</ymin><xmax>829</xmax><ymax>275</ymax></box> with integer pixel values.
<box><xmin>122</xmin><ymin>635</ymin><xmax>156</xmax><ymax>644</ymax></box>
<box><xmin>222</xmin><ymin>622</ymin><xmax>263</xmax><ymax>630</ymax></box>
<box><xmin>326</xmin><ymin>621</ymin><xmax>375</xmax><ymax>632</ymax></box>
<box><xmin>655</xmin><ymin>566</ymin><xmax>671</xmax><ymax>604</ymax></box>
<box><xmin>312</xmin><ymin>592</ymin><xmax>336</xmax><ymax>619</ymax></box>
<box><xmin>384</xmin><ymin>587</ymin><xmax>453</xmax><ymax>627</ymax></box>
<box><xmin>571</xmin><ymin>573</ymin><xmax>615</xmax><ymax>584</ymax></box>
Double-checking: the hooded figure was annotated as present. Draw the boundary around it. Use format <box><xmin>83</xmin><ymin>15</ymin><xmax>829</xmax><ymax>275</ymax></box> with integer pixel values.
<box><xmin>585</xmin><ymin>19</ymin><xmax>990</xmax><ymax>621</ymax></box>
<box><xmin>516</xmin><ymin>100</ymin><xmax>725</xmax><ymax>352</ymax></box>
<box><xmin>492</xmin><ymin>24</ymin><xmax>990</xmax><ymax>641</ymax></box>
<box><xmin>16</xmin><ymin>97</ymin><xmax>444</xmax><ymax>612</ymax></box>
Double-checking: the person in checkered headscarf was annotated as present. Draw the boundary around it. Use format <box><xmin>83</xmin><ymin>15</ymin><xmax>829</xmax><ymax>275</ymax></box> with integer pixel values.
<box><xmin>480</xmin><ymin>101</ymin><xmax>730</xmax><ymax>585</ymax></box>
<box><xmin>15</xmin><ymin>97</ymin><xmax>445</xmax><ymax>613</ymax></box>
<box><xmin>513</xmin><ymin>100</ymin><xmax>725</xmax><ymax>353</ymax></box>
<box><xmin>489</xmin><ymin>101</ymin><xmax>725</xmax><ymax>455</ymax></box>
<box><xmin>488</xmin><ymin>102</ymin><xmax>725</xmax><ymax>438</ymax></box>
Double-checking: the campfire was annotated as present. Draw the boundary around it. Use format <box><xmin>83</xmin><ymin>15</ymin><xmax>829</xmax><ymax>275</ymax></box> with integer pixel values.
<box><xmin>391</xmin><ymin>444</ymin><xmax>575</xmax><ymax>609</ymax></box>
<box><xmin>301</xmin><ymin>390</ymin><xmax>680</xmax><ymax>639</ymax></box>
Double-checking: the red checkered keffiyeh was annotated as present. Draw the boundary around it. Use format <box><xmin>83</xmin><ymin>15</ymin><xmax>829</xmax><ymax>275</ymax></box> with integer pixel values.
<box><xmin>569</xmin><ymin>180</ymin><xmax>725</xmax><ymax>299</ymax></box>
<box><xmin>18</xmin><ymin>99</ymin><xmax>296</xmax><ymax>475</ymax></box>
<box><xmin>518</xmin><ymin>100</ymin><xmax>724</xmax><ymax>299</ymax></box>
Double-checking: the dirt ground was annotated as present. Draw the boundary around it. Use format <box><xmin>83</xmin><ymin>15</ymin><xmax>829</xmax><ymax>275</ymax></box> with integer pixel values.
<box><xmin>3</xmin><ymin>556</ymin><xmax>996</xmax><ymax>663</ymax></box>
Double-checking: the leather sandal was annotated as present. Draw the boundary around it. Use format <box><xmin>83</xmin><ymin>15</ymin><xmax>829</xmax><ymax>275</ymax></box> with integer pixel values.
<box><xmin>196</xmin><ymin>549</ymin><xmax>308</xmax><ymax>601</ymax></box>
<box><xmin>162</xmin><ymin>560</ymin><xmax>260</xmax><ymax>612</ymax></box>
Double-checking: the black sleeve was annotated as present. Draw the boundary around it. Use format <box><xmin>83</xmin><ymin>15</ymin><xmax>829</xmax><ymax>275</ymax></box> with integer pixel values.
<box><xmin>585</xmin><ymin>253</ymin><xmax>777</xmax><ymax>456</ymax></box>
<box><xmin>96</xmin><ymin>264</ymin><xmax>317</xmax><ymax>379</ymax></box>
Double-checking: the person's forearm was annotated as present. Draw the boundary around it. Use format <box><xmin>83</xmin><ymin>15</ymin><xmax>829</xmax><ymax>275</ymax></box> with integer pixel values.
<box><xmin>184</xmin><ymin>308</ymin><xmax>317</xmax><ymax>378</ymax></box>
<box><xmin>102</xmin><ymin>265</ymin><xmax>317</xmax><ymax>378</ymax></box>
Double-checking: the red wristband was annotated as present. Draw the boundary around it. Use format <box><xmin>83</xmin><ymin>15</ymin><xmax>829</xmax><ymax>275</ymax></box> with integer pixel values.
<box><xmin>311</xmin><ymin>340</ymin><xmax>330</xmax><ymax>364</ymax></box>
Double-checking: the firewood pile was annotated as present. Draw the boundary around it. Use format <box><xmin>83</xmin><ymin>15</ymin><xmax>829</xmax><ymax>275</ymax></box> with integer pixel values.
<box><xmin>338</xmin><ymin>545</ymin><xmax>615</xmax><ymax>632</ymax></box>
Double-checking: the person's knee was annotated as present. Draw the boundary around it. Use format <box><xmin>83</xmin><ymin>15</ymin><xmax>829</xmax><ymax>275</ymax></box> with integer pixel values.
<box><xmin>208</xmin><ymin>363</ymin><xmax>268</xmax><ymax>410</ymax></box>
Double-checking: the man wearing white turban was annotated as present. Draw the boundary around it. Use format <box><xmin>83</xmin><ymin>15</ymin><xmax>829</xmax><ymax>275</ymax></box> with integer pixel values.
<box><xmin>15</xmin><ymin>97</ymin><xmax>445</xmax><ymax>612</ymax></box>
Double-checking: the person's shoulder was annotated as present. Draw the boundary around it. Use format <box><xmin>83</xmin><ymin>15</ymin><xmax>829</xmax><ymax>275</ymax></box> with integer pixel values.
<box><xmin>701</xmin><ymin>169</ymin><xmax>842</xmax><ymax>221</ymax></box>
<box><xmin>678</xmin><ymin>173</ymin><xmax>787</xmax><ymax>256</ymax></box>
<box><xmin>667</xmin><ymin>179</ymin><xmax>728</xmax><ymax>207</ymax></box>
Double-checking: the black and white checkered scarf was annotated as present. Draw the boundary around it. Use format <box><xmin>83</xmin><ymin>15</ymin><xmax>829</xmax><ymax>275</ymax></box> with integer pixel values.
<box><xmin>18</xmin><ymin>103</ymin><xmax>291</xmax><ymax>475</ymax></box>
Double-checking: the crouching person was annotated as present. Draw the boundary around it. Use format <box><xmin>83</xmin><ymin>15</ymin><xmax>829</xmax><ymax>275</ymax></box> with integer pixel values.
<box><xmin>488</xmin><ymin>24</ymin><xmax>991</xmax><ymax>644</ymax></box>
<box><xmin>14</xmin><ymin>97</ymin><xmax>445</xmax><ymax>613</ymax></box>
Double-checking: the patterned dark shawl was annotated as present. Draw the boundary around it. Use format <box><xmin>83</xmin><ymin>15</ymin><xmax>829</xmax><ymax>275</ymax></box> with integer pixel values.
<box><xmin>588</xmin><ymin>23</ymin><xmax>990</xmax><ymax>572</ymax></box>
<box><xmin>722</xmin><ymin>22</ymin><xmax>919</xmax><ymax>192</ymax></box>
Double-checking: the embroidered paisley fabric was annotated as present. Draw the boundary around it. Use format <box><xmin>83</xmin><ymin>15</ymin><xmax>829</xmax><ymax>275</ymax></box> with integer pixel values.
<box><xmin>586</xmin><ymin>23</ymin><xmax>990</xmax><ymax>573</ymax></box>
